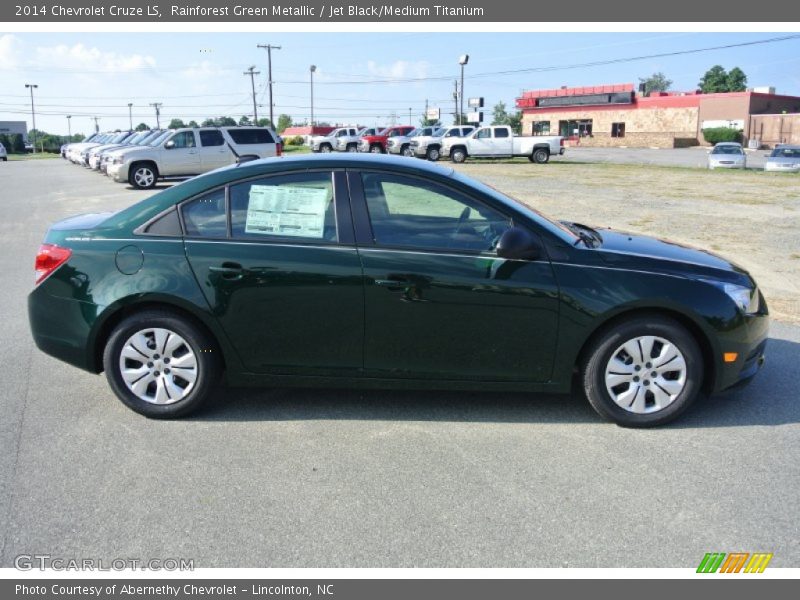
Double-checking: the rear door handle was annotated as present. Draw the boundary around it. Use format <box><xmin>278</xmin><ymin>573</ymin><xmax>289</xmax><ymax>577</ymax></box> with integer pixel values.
<box><xmin>209</xmin><ymin>262</ymin><xmax>244</xmax><ymax>279</ymax></box>
<box><xmin>374</xmin><ymin>277</ymin><xmax>410</xmax><ymax>289</ymax></box>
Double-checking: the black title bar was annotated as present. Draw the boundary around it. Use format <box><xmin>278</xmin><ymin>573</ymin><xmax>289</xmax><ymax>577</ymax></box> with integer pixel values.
<box><xmin>4</xmin><ymin>0</ymin><xmax>799</xmax><ymax>22</ymax></box>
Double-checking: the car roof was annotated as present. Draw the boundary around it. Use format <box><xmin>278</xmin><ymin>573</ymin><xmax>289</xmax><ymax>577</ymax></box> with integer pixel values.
<box><xmin>228</xmin><ymin>152</ymin><xmax>455</xmax><ymax>176</ymax></box>
<box><xmin>771</xmin><ymin>144</ymin><xmax>800</xmax><ymax>150</ymax></box>
<box><xmin>714</xmin><ymin>142</ymin><xmax>742</xmax><ymax>146</ymax></box>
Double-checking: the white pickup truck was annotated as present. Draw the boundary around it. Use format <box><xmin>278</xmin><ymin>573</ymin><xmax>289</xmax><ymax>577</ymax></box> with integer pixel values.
<box><xmin>442</xmin><ymin>125</ymin><xmax>564</xmax><ymax>164</ymax></box>
<box><xmin>310</xmin><ymin>127</ymin><xmax>362</xmax><ymax>153</ymax></box>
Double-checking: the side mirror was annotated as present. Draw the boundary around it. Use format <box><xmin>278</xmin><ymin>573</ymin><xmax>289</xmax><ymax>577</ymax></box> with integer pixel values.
<box><xmin>164</xmin><ymin>140</ymin><xmax>175</xmax><ymax>149</ymax></box>
<box><xmin>496</xmin><ymin>226</ymin><xmax>541</xmax><ymax>261</ymax></box>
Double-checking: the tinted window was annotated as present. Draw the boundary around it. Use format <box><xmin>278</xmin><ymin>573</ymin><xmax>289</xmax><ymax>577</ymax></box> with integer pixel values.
<box><xmin>495</xmin><ymin>128</ymin><xmax>509</xmax><ymax>138</ymax></box>
<box><xmin>169</xmin><ymin>131</ymin><xmax>196</xmax><ymax>149</ymax></box>
<box><xmin>462</xmin><ymin>127</ymin><xmax>475</xmax><ymax>136</ymax></box>
<box><xmin>361</xmin><ymin>173</ymin><xmax>511</xmax><ymax>253</ymax></box>
<box><xmin>230</xmin><ymin>172</ymin><xmax>336</xmax><ymax>242</ymax></box>
<box><xmin>200</xmin><ymin>130</ymin><xmax>225</xmax><ymax>147</ymax></box>
<box><xmin>144</xmin><ymin>208</ymin><xmax>182</xmax><ymax>236</ymax></box>
<box><xmin>228</xmin><ymin>128</ymin><xmax>275</xmax><ymax>144</ymax></box>
<box><xmin>182</xmin><ymin>189</ymin><xmax>227</xmax><ymax>238</ymax></box>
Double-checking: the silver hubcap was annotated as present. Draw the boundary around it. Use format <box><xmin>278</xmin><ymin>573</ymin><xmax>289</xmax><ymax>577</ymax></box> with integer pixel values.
<box><xmin>118</xmin><ymin>328</ymin><xmax>198</xmax><ymax>405</ymax></box>
<box><xmin>370</xmin><ymin>146</ymin><xmax>381</xmax><ymax>153</ymax></box>
<box><xmin>321</xmin><ymin>146</ymin><xmax>331</xmax><ymax>153</ymax></box>
<box><xmin>134</xmin><ymin>168</ymin><xmax>154</xmax><ymax>187</ymax></box>
<box><xmin>429</xmin><ymin>150</ymin><xmax>439</xmax><ymax>160</ymax></box>
<box><xmin>604</xmin><ymin>335</ymin><xmax>687</xmax><ymax>414</ymax></box>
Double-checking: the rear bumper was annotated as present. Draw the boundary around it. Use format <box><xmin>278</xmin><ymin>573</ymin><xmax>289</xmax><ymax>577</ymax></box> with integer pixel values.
<box><xmin>28</xmin><ymin>288</ymin><xmax>99</xmax><ymax>373</ymax></box>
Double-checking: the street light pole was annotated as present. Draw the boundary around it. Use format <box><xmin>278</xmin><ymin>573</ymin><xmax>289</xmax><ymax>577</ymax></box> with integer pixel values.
<box><xmin>257</xmin><ymin>44</ymin><xmax>281</xmax><ymax>128</ymax></box>
<box><xmin>66</xmin><ymin>115</ymin><xmax>72</xmax><ymax>141</ymax></box>
<box><xmin>458</xmin><ymin>54</ymin><xmax>469</xmax><ymax>126</ymax></box>
<box><xmin>25</xmin><ymin>83</ymin><xmax>38</xmax><ymax>153</ymax></box>
<box><xmin>127</xmin><ymin>103</ymin><xmax>133</xmax><ymax>130</ymax></box>
<box><xmin>309</xmin><ymin>65</ymin><xmax>317</xmax><ymax>127</ymax></box>
<box><xmin>243</xmin><ymin>66</ymin><xmax>260</xmax><ymax>123</ymax></box>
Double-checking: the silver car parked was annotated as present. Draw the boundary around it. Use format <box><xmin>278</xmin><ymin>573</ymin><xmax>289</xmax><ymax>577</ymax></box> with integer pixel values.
<box><xmin>707</xmin><ymin>142</ymin><xmax>746</xmax><ymax>170</ymax></box>
<box><xmin>764</xmin><ymin>145</ymin><xmax>800</xmax><ymax>173</ymax></box>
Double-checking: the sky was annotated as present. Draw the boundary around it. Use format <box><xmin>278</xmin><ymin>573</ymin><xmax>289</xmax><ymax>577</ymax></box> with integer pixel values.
<box><xmin>1</xmin><ymin>31</ymin><xmax>799</xmax><ymax>136</ymax></box>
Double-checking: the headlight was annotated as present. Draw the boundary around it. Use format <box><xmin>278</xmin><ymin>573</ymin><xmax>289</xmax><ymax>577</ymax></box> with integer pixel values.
<box><xmin>706</xmin><ymin>281</ymin><xmax>760</xmax><ymax>314</ymax></box>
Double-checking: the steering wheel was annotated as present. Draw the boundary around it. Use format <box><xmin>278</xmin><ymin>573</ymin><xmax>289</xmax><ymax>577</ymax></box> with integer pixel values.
<box><xmin>453</xmin><ymin>206</ymin><xmax>471</xmax><ymax>237</ymax></box>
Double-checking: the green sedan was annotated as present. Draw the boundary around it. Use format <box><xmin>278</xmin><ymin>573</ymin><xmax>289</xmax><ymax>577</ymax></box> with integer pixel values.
<box><xmin>28</xmin><ymin>154</ymin><xmax>768</xmax><ymax>426</ymax></box>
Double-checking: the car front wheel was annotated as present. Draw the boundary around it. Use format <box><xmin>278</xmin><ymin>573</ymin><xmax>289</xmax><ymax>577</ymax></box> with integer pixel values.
<box><xmin>426</xmin><ymin>147</ymin><xmax>440</xmax><ymax>161</ymax></box>
<box><xmin>451</xmin><ymin>148</ymin><xmax>467</xmax><ymax>163</ymax></box>
<box><xmin>581</xmin><ymin>315</ymin><xmax>702</xmax><ymax>427</ymax></box>
<box><xmin>103</xmin><ymin>310</ymin><xmax>221</xmax><ymax>418</ymax></box>
<box><xmin>129</xmin><ymin>163</ymin><xmax>158</xmax><ymax>189</ymax></box>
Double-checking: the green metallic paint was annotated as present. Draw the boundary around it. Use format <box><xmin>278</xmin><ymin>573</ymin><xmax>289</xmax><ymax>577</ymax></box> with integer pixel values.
<box><xmin>28</xmin><ymin>154</ymin><xmax>769</xmax><ymax>397</ymax></box>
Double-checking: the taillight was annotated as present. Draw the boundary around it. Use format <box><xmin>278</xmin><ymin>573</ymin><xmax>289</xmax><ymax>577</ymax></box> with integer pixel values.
<box><xmin>276</xmin><ymin>142</ymin><xmax>282</xmax><ymax>157</ymax></box>
<box><xmin>35</xmin><ymin>243</ymin><xmax>72</xmax><ymax>285</ymax></box>
<box><xmin>560</xmin><ymin>138</ymin><xmax>565</xmax><ymax>146</ymax></box>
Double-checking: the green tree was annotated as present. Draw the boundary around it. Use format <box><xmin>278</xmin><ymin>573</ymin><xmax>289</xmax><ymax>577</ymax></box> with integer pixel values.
<box><xmin>201</xmin><ymin>118</ymin><xmax>217</xmax><ymax>127</ymax></box>
<box><xmin>216</xmin><ymin>116</ymin><xmax>237</xmax><ymax>126</ymax></box>
<box><xmin>506</xmin><ymin>111</ymin><xmax>523</xmax><ymax>134</ymax></box>
<box><xmin>135</xmin><ymin>122</ymin><xmax>149</xmax><ymax>131</ymax></box>
<box><xmin>276</xmin><ymin>114</ymin><xmax>293</xmax><ymax>133</ymax></box>
<box><xmin>256</xmin><ymin>117</ymin><xmax>274</xmax><ymax>129</ymax></box>
<box><xmin>699</xmin><ymin>65</ymin><xmax>747</xmax><ymax>93</ymax></box>
<box><xmin>726</xmin><ymin>67</ymin><xmax>748</xmax><ymax>92</ymax></box>
<box><xmin>638</xmin><ymin>71</ymin><xmax>672</xmax><ymax>95</ymax></box>
<box><xmin>238</xmin><ymin>115</ymin><xmax>251</xmax><ymax>126</ymax></box>
<box><xmin>187</xmin><ymin>120</ymin><xmax>199</xmax><ymax>128</ymax></box>
<box><xmin>168</xmin><ymin>118</ymin><xmax>186</xmax><ymax>129</ymax></box>
<box><xmin>491</xmin><ymin>101</ymin><xmax>509</xmax><ymax>126</ymax></box>
<box><xmin>419</xmin><ymin>115</ymin><xmax>440</xmax><ymax>127</ymax></box>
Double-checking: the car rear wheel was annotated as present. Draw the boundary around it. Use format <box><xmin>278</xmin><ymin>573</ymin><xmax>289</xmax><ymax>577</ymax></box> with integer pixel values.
<box><xmin>319</xmin><ymin>144</ymin><xmax>332</xmax><ymax>153</ymax></box>
<box><xmin>401</xmin><ymin>145</ymin><xmax>413</xmax><ymax>157</ymax></box>
<box><xmin>369</xmin><ymin>144</ymin><xmax>383</xmax><ymax>154</ymax></box>
<box><xmin>346</xmin><ymin>144</ymin><xmax>358</xmax><ymax>153</ymax></box>
<box><xmin>129</xmin><ymin>162</ymin><xmax>158</xmax><ymax>189</ymax></box>
<box><xmin>451</xmin><ymin>148</ymin><xmax>467</xmax><ymax>163</ymax></box>
<box><xmin>103</xmin><ymin>310</ymin><xmax>221</xmax><ymax>418</ymax></box>
<box><xmin>426</xmin><ymin>147</ymin><xmax>440</xmax><ymax>161</ymax></box>
<box><xmin>581</xmin><ymin>315</ymin><xmax>702</xmax><ymax>427</ymax></box>
<box><xmin>530</xmin><ymin>148</ymin><xmax>550</xmax><ymax>164</ymax></box>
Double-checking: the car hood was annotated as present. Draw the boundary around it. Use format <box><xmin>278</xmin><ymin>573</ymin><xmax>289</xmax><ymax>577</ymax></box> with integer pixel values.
<box><xmin>766</xmin><ymin>156</ymin><xmax>800</xmax><ymax>164</ymax></box>
<box><xmin>310</xmin><ymin>135</ymin><xmax>333</xmax><ymax>144</ymax></box>
<box><xmin>592</xmin><ymin>227</ymin><xmax>752</xmax><ymax>284</ymax></box>
<box><xmin>116</xmin><ymin>146</ymin><xmax>154</xmax><ymax>159</ymax></box>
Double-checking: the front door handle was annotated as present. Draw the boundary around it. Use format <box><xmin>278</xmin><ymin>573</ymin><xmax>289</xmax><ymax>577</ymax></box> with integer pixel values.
<box><xmin>374</xmin><ymin>277</ymin><xmax>409</xmax><ymax>289</ymax></box>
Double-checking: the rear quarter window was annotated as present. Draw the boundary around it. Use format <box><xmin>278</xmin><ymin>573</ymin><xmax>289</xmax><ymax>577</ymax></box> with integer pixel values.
<box><xmin>227</xmin><ymin>128</ymin><xmax>275</xmax><ymax>145</ymax></box>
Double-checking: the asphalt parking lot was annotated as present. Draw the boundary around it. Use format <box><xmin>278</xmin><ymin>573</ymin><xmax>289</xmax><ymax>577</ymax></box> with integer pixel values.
<box><xmin>564</xmin><ymin>145</ymin><xmax>770</xmax><ymax>170</ymax></box>
<box><xmin>1</xmin><ymin>159</ymin><xmax>798</xmax><ymax>568</ymax></box>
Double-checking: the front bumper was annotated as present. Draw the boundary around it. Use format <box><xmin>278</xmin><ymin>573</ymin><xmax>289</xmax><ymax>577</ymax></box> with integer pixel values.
<box><xmin>714</xmin><ymin>310</ymin><xmax>769</xmax><ymax>393</ymax></box>
<box><xmin>764</xmin><ymin>163</ymin><xmax>800</xmax><ymax>172</ymax></box>
<box><xmin>709</xmin><ymin>161</ymin><xmax>745</xmax><ymax>169</ymax></box>
<box><xmin>107</xmin><ymin>162</ymin><xmax>130</xmax><ymax>183</ymax></box>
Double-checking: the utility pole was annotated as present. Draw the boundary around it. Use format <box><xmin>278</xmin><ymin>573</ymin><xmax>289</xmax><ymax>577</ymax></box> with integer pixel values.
<box><xmin>409</xmin><ymin>108</ymin><xmax>413</xmax><ymax>125</ymax></box>
<box><xmin>243</xmin><ymin>66</ymin><xmax>260</xmax><ymax>123</ymax></box>
<box><xmin>25</xmin><ymin>83</ymin><xmax>38</xmax><ymax>153</ymax></box>
<box><xmin>257</xmin><ymin>44</ymin><xmax>281</xmax><ymax>128</ymax></box>
<box><xmin>66</xmin><ymin>115</ymin><xmax>72</xmax><ymax>141</ymax></box>
<box><xmin>309</xmin><ymin>65</ymin><xmax>316</xmax><ymax>127</ymax></box>
<box><xmin>424</xmin><ymin>98</ymin><xmax>428</xmax><ymax>124</ymax></box>
<box><xmin>127</xmin><ymin>103</ymin><xmax>133</xmax><ymax>130</ymax></box>
<box><xmin>149</xmin><ymin>103</ymin><xmax>162</xmax><ymax>128</ymax></box>
<box><xmin>458</xmin><ymin>54</ymin><xmax>469</xmax><ymax>128</ymax></box>
<box><xmin>92</xmin><ymin>117</ymin><xmax>100</xmax><ymax>133</ymax></box>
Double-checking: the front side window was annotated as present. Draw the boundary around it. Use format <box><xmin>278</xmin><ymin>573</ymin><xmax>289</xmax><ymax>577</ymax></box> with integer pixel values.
<box><xmin>169</xmin><ymin>131</ymin><xmax>196</xmax><ymax>149</ymax></box>
<box><xmin>182</xmin><ymin>189</ymin><xmax>227</xmax><ymax>238</ymax></box>
<box><xmin>361</xmin><ymin>172</ymin><xmax>511</xmax><ymax>253</ymax></box>
<box><xmin>475</xmin><ymin>128</ymin><xmax>491</xmax><ymax>139</ymax></box>
<box><xmin>229</xmin><ymin>172</ymin><xmax>337</xmax><ymax>242</ymax></box>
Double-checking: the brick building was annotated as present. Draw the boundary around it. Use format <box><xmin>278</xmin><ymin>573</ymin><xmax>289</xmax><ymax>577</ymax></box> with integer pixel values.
<box><xmin>515</xmin><ymin>84</ymin><xmax>800</xmax><ymax>148</ymax></box>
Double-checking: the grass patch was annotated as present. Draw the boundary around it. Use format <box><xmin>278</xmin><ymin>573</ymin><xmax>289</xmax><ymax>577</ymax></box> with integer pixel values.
<box><xmin>7</xmin><ymin>152</ymin><xmax>61</xmax><ymax>161</ymax></box>
<box><xmin>281</xmin><ymin>145</ymin><xmax>311</xmax><ymax>154</ymax></box>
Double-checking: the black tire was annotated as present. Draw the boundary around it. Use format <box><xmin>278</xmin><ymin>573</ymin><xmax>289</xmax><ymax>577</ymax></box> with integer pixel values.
<box><xmin>1</xmin><ymin>157</ymin><xmax>6</xmax><ymax>162</ymax></box>
<box><xmin>346</xmin><ymin>143</ymin><xmax>358</xmax><ymax>153</ymax></box>
<box><xmin>580</xmin><ymin>315</ymin><xmax>703</xmax><ymax>427</ymax></box>
<box><xmin>530</xmin><ymin>148</ymin><xmax>550</xmax><ymax>164</ymax></box>
<box><xmin>451</xmin><ymin>147</ymin><xmax>467</xmax><ymax>163</ymax></box>
<box><xmin>401</xmin><ymin>145</ymin><xmax>413</xmax><ymax>157</ymax></box>
<box><xmin>319</xmin><ymin>143</ymin><xmax>333</xmax><ymax>153</ymax></box>
<box><xmin>426</xmin><ymin>146</ymin><xmax>440</xmax><ymax>161</ymax></box>
<box><xmin>369</xmin><ymin>144</ymin><xmax>384</xmax><ymax>154</ymax></box>
<box><xmin>103</xmin><ymin>309</ymin><xmax>221</xmax><ymax>418</ymax></box>
<box><xmin>128</xmin><ymin>162</ymin><xmax>158</xmax><ymax>189</ymax></box>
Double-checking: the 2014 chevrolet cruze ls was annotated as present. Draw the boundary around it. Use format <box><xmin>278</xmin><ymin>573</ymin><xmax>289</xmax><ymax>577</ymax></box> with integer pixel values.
<box><xmin>28</xmin><ymin>154</ymin><xmax>768</xmax><ymax>426</ymax></box>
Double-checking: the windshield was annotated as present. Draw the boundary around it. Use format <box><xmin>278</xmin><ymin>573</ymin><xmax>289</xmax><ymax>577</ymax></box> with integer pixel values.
<box><xmin>432</xmin><ymin>128</ymin><xmax>446</xmax><ymax>137</ymax></box>
<box><xmin>124</xmin><ymin>132</ymin><xmax>147</xmax><ymax>144</ymax></box>
<box><xmin>770</xmin><ymin>147</ymin><xmax>800</xmax><ymax>158</ymax></box>
<box><xmin>110</xmin><ymin>132</ymin><xmax>130</xmax><ymax>143</ymax></box>
<box><xmin>451</xmin><ymin>171</ymin><xmax>579</xmax><ymax>243</ymax></box>
<box><xmin>406</xmin><ymin>129</ymin><xmax>420</xmax><ymax>137</ymax></box>
<box><xmin>712</xmin><ymin>145</ymin><xmax>743</xmax><ymax>155</ymax></box>
<box><xmin>388</xmin><ymin>129</ymin><xmax>407</xmax><ymax>137</ymax></box>
<box><xmin>147</xmin><ymin>131</ymin><xmax>172</xmax><ymax>146</ymax></box>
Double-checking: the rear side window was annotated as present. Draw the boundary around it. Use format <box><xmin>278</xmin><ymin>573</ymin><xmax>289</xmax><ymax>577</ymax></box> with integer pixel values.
<box><xmin>229</xmin><ymin>172</ymin><xmax>337</xmax><ymax>242</ymax></box>
<box><xmin>495</xmin><ymin>128</ymin><xmax>509</xmax><ymax>138</ymax></box>
<box><xmin>227</xmin><ymin>128</ymin><xmax>275</xmax><ymax>145</ymax></box>
<box><xmin>200</xmin><ymin>130</ymin><xmax>225</xmax><ymax>147</ymax></box>
<box><xmin>182</xmin><ymin>189</ymin><xmax>227</xmax><ymax>238</ymax></box>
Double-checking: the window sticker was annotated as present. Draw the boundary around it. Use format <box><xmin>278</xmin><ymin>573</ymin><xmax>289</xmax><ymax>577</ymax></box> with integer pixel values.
<box><xmin>245</xmin><ymin>185</ymin><xmax>329</xmax><ymax>238</ymax></box>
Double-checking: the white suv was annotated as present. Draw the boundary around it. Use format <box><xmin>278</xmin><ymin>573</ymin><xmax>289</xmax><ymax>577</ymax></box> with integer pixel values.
<box><xmin>107</xmin><ymin>126</ymin><xmax>281</xmax><ymax>189</ymax></box>
<box><xmin>0</xmin><ymin>142</ymin><xmax>7</xmax><ymax>161</ymax></box>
